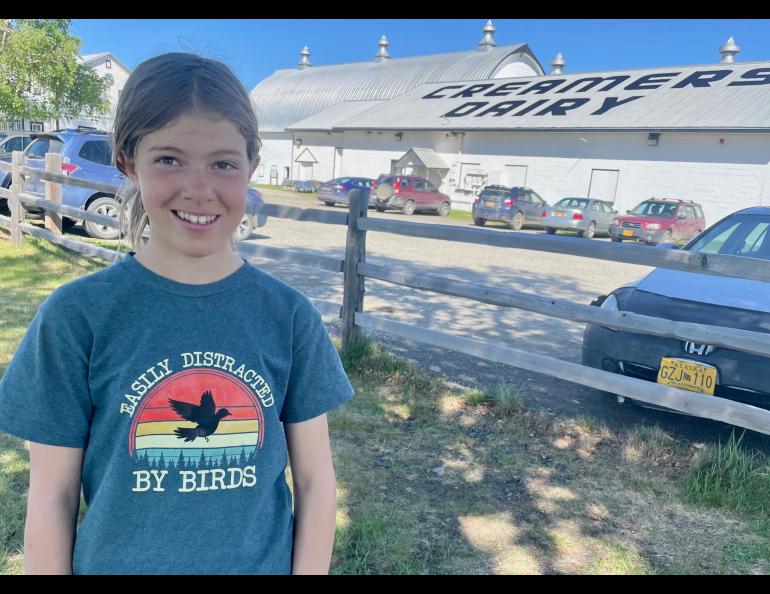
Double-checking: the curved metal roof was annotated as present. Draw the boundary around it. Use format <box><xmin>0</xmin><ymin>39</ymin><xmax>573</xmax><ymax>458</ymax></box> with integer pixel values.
<box><xmin>250</xmin><ymin>44</ymin><xmax>542</xmax><ymax>132</ymax></box>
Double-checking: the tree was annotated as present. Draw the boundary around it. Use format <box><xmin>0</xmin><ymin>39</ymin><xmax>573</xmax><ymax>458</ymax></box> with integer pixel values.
<box><xmin>0</xmin><ymin>19</ymin><xmax>110</xmax><ymax>126</ymax></box>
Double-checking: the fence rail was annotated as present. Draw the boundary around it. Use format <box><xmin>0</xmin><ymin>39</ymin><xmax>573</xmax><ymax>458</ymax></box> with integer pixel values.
<box><xmin>2</xmin><ymin>149</ymin><xmax>769</xmax><ymax>436</ymax></box>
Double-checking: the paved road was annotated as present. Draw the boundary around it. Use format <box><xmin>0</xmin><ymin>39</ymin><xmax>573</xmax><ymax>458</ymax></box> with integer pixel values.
<box><xmin>246</xmin><ymin>188</ymin><xmax>770</xmax><ymax>452</ymax></box>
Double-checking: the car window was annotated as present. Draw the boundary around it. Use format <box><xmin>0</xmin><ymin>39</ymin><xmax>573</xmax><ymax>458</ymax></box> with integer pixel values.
<box><xmin>518</xmin><ymin>191</ymin><xmax>532</xmax><ymax>203</ymax></box>
<box><xmin>413</xmin><ymin>179</ymin><xmax>426</xmax><ymax>191</ymax></box>
<box><xmin>3</xmin><ymin>137</ymin><xmax>25</xmax><ymax>152</ymax></box>
<box><xmin>687</xmin><ymin>214</ymin><xmax>770</xmax><ymax>260</ymax></box>
<box><xmin>479</xmin><ymin>189</ymin><xmax>501</xmax><ymax>199</ymax></box>
<box><xmin>632</xmin><ymin>201</ymin><xmax>676</xmax><ymax>217</ymax></box>
<box><xmin>425</xmin><ymin>181</ymin><xmax>437</xmax><ymax>192</ymax></box>
<box><xmin>529</xmin><ymin>191</ymin><xmax>545</xmax><ymax>205</ymax></box>
<box><xmin>25</xmin><ymin>138</ymin><xmax>64</xmax><ymax>159</ymax></box>
<box><xmin>78</xmin><ymin>140</ymin><xmax>113</xmax><ymax>166</ymax></box>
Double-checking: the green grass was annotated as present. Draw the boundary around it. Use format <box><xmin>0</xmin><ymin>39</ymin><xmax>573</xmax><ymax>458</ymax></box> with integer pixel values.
<box><xmin>684</xmin><ymin>430</ymin><xmax>770</xmax><ymax>517</ymax></box>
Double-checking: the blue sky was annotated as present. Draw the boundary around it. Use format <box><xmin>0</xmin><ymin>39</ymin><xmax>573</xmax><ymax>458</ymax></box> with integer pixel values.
<box><xmin>71</xmin><ymin>19</ymin><xmax>770</xmax><ymax>90</ymax></box>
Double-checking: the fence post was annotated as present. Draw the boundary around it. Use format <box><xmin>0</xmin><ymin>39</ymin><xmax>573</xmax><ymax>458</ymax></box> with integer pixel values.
<box><xmin>341</xmin><ymin>189</ymin><xmax>368</xmax><ymax>349</ymax></box>
<box><xmin>10</xmin><ymin>151</ymin><xmax>24</xmax><ymax>246</ymax></box>
<box><xmin>44</xmin><ymin>152</ymin><xmax>64</xmax><ymax>235</ymax></box>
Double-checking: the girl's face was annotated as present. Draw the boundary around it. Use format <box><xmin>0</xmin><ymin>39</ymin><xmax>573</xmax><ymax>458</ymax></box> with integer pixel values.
<box><xmin>123</xmin><ymin>110</ymin><xmax>257</xmax><ymax>269</ymax></box>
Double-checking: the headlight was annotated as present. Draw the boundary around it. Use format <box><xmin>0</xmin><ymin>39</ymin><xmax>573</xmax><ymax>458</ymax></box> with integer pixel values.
<box><xmin>600</xmin><ymin>294</ymin><xmax>619</xmax><ymax>311</ymax></box>
<box><xmin>646</xmin><ymin>223</ymin><xmax>661</xmax><ymax>230</ymax></box>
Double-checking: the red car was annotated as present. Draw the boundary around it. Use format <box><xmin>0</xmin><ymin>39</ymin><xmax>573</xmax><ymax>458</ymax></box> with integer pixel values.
<box><xmin>608</xmin><ymin>198</ymin><xmax>706</xmax><ymax>245</ymax></box>
<box><xmin>373</xmin><ymin>174</ymin><xmax>451</xmax><ymax>216</ymax></box>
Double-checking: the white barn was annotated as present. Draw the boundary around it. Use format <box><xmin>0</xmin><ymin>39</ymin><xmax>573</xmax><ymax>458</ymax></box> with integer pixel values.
<box><xmin>253</xmin><ymin>27</ymin><xmax>770</xmax><ymax>227</ymax></box>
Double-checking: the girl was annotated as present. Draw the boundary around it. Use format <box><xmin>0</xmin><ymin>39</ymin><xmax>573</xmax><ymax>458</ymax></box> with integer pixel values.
<box><xmin>0</xmin><ymin>52</ymin><xmax>354</xmax><ymax>574</ymax></box>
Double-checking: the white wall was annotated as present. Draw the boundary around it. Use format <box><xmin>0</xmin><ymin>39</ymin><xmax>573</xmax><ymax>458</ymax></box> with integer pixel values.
<box><xmin>254</xmin><ymin>132</ymin><xmax>293</xmax><ymax>184</ymax></box>
<box><xmin>302</xmin><ymin>129</ymin><xmax>770</xmax><ymax>225</ymax></box>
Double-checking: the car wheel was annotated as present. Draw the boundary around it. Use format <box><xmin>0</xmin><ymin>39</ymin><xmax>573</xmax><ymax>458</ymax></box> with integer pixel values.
<box><xmin>375</xmin><ymin>205</ymin><xmax>386</xmax><ymax>212</ymax></box>
<box><xmin>473</xmin><ymin>217</ymin><xmax>486</xmax><ymax>226</ymax></box>
<box><xmin>235</xmin><ymin>215</ymin><xmax>254</xmax><ymax>242</ymax></box>
<box><xmin>611</xmin><ymin>236</ymin><xmax>623</xmax><ymax>243</ymax></box>
<box><xmin>402</xmin><ymin>200</ymin><xmax>416</xmax><ymax>216</ymax></box>
<box><xmin>580</xmin><ymin>221</ymin><xmax>597</xmax><ymax>239</ymax></box>
<box><xmin>84</xmin><ymin>195</ymin><xmax>121</xmax><ymax>240</ymax></box>
<box><xmin>509</xmin><ymin>211</ymin><xmax>524</xmax><ymax>231</ymax></box>
<box><xmin>323</xmin><ymin>201</ymin><xmax>335</xmax><ymax>207</ymax></box>
<box><xmin>545</xmin><ymin>227</ymin><xmax>556</xmax><ymax>235</ymax></box>
<box><xmin>437</xmin><ymin>202</ymin><xmax>450</xmax><ymax>217</ymax></box>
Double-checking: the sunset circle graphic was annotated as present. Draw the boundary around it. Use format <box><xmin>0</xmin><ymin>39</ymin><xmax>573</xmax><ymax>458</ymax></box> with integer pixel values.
<box><xmin>128</xmin><ymin>368</ymin><xmax>264</xmax><ymax>469</ymax></box>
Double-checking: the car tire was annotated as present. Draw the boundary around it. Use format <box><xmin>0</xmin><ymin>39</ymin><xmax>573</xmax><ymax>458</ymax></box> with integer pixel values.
<box><xmin>375</xmin><ymin>205</ymin><xmax>386</xmax><ymax>212</ymax></box>
<box><xmin>580</xmin><ymin>221</ymin><xmax>597</xmax><ymax>239</ymax></box>
<box><xmin>437</xmin><ymin>202</ymin><xmax>450</xmax><ymax>217</ymax></box>
<box><xmin>473</xmin><ymin>217</ymin><xmax>486</xmax><ymax>226</ymax></box>
<box><xmin>545</xmin><ymin>227</ymin><xmax>556</xmax><ymax>235</ymax></box>
<box><xmin>611</xmin><ymin>236</ymin><xmax>623</xmax><ymax>243</ymax></box>
<box><xmin>234</xmin><ymin>215</ymin><xmax>254</xmax><ymax>242</ymax></box>
<box><xmin>402</xmin><ymin>200</ymin><xmax>416</xmax><ymax>216</ymax></box>
<box><xmin>84</xmin><ymin>195</ymin><xmax>121</xmax><ymax>240</ymax></box>
<box><xmin>509</xmin><ymin>211</ymin><xmax>524</xmax><ymax>231</ymax></box>
<box><xmin>323</xmin><ymin>201</ymin><xmax>335</xmax><ymax>207</ymax></box>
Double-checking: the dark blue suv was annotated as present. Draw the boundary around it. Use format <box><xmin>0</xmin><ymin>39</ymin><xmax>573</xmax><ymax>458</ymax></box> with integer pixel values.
<box><xmin>1</xmin><ymin>127</ymin><xmax>125</xmax><ymax>239</ymax></box>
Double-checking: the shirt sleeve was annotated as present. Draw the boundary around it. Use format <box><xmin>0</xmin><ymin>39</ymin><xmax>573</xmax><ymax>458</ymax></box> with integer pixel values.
<box><xmin>0</xmin><ymin>289</ymin><xmax>93</xmax><ymax>448</ymax></box>
<box><xmin>280</xmin><ymin>302</ymin><xmax>354</xmax><ymax>424</ymax></box>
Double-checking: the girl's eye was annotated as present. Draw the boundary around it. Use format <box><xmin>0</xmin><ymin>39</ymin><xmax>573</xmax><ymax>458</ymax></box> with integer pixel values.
<box><xmin>215</xmin><ymin>161</ymin><xmax>237</xmax><ymax>171</ymax></box>
<box><xmin>157</xmin><ymin>156</ymin><xmax>178</xmax><ymax>166</ymax></box>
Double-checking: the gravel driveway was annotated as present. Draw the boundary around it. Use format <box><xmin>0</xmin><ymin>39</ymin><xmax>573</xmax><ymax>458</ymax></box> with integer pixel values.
<box><xmin>246</xmin><ymin>188</ymin><xmax>770</xmax><ymax>452</ymax></box>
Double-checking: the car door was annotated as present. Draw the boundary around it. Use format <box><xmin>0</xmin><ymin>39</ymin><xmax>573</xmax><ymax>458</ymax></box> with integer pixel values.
<box><xmin>592</xmin><ymin>201</ymin><xmax>610</xmax><ymax>232</ymax></box>
<box><xmin>411</xmin><ymin>178</ymin><xmax>428</xmax><ymax>208</ymax></box>
<box><xmin>424</xmin><ymin>180</ymin><xmax>440</xmax><ymax>208</ymax></box>
<box><xmin>523</xmin><ymin>190</ymin><xmax>542</xmax><ymax>222</ymax></box>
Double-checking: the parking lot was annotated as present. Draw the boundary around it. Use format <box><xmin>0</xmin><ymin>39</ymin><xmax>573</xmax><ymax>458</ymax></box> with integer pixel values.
<box><xmin>246</xmin><ymin>188</ymin><xmax>770</xmax><ymax>451</ymax></box>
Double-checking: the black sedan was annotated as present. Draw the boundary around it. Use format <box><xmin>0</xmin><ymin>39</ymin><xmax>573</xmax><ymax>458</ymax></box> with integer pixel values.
<box><xmin>582</xmin><ymin>207</ymin><xmax>770</xmax><ymax>412</ymax></box>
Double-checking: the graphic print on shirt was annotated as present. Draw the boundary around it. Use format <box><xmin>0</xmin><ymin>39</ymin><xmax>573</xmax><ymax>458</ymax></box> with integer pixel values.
<box><xmin>122</xmin><ymin>352</ymin><xmax>274</xmax><ymax>494</ymax></box>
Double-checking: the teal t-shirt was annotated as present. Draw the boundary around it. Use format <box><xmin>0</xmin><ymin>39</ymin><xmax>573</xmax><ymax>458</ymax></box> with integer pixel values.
<box><xmin>0</xmin><ymin>254</ymin><xmax>354</xmax><ymax>574</ymax></box>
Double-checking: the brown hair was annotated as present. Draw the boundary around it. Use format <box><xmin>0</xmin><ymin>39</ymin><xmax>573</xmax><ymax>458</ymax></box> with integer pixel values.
<box><xmin>113</xmin><ymin>52</ymin><xmax>261</xmax><ymax>251</ymax></box>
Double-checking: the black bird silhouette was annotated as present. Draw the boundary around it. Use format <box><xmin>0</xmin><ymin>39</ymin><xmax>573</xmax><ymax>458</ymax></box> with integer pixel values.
<box><xmin>169</xmin><ymin>390</ymin><xmax>231</xmax><ymax>443</ymax></box>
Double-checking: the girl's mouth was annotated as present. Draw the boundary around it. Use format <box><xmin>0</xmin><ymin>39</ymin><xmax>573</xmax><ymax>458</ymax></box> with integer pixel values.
<box><xmin>172</xmin><ymin>210</ymin><xmax>220</xmax><ymax>227</ymax></box>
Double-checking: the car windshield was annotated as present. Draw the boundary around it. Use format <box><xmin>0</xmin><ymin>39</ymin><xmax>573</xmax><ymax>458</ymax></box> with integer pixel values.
<box><xmin>555</xmin><ymin>198</ymin><xmax>589</xmax><ymax>209</ymax></box>
<box><xmin>631</xmin><ymin>201</ymin><xmax>677</xmax><ymax>217</ymax></box>
<box><xmin>687</xmin><ymin>213</ymin><xmax>770</xmax><ymax>260</ymax></box>
<box><xmin>26</xmin><ymin>137</ymin><xmax>64</xmax><ymax>159</ymax></box>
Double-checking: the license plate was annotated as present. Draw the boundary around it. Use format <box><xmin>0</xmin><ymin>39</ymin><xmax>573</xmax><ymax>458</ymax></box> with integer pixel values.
<box><xmin>657</xmin><ymin>357</ymin><xmax>717</xmax><ymax>395</ymax></box>
<box><xmin>622</xmin><ymin>229</ymin><xmax>634</xmax><ymax>237</ymax></box>
<box><xmin>555</xmin><ymin>211</ymin><xmax>566</xmax><ymax>217</ymax></box>
<box><xmin>485</xmin><ymin>201</ymin><xmax>496</xmax><ymax>208</ymax></box>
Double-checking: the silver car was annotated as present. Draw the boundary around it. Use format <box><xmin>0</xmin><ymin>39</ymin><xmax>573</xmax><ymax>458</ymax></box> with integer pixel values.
<box><xmin>541</xmin><ymin>197</ymin><xmax>616</xmax><ymax>239</ymax></box>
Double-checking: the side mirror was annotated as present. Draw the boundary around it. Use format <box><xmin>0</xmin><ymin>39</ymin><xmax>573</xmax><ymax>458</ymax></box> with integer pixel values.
<box><xmin>626</xmin><ymin>210</ymin><xmax>632</xmax><ymax>214</ymax></box>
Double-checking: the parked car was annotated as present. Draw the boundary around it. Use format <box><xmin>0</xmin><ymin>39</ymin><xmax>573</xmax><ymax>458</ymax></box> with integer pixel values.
<box><xmin>472</xmin><ymin>185</ymin><xmax>548</xmax><ymax>230</ymax></box>
<box><xmin>316</xmin><ymin>177</ymin><xmax>375</xmax><ymax>207</ymax></box>
<box><xmin>1</xmin><ymin>127</ymin><xmax>126</xmax><ymax>239</ymax></box>
<box><xmin>0</xmin><ymin>132</ymin><xmax>32</xmax><ymax>156</ymax></box>
<box><xmin>373</xmin><ymin>175</ymin><xmax>451</xmax><ymax>216</ymax></box>
<box><xmin>541</xmin><ymin>197</ymin><xmax>616</xmax><ymax>239</ymax></box>
<box><xmin>582</xmin><ymin>206</ymin><xmax>770</xmax><ymax>413</ymax></box>
<box><xmin>282</xmin><ymin>179</ymin><xmax>319</xmax><ymax>192</ymax></box>
<box><xmin>608</xmin><ymin>198</ymin><xmax>706</xmax><ymax>245</ymax></box>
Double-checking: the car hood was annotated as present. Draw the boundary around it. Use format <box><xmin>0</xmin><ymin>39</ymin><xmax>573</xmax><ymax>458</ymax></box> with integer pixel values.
<box><xmin>636</xmin><ymin>267</ymin><xmax>770</xmax><ymax>314</ymax></box>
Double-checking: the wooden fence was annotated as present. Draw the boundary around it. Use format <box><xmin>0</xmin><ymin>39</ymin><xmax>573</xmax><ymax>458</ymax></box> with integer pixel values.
<box><xmin>2</xmin><ymin>150</ymin><xmax>770</xmax><ymax>436</ymax></box>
